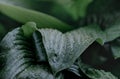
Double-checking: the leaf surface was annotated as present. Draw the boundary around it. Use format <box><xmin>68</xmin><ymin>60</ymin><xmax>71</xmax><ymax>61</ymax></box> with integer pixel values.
<box><xmin>77</xmin><ymin>59</ymin><xmax>118</xmax><ymax>79</ymax></box>
<box><xmin>0</xmin><ymin>23</ymin><xmax>59</xmax><ymax>79</ymax></box>
<box><xmin>85</xmin><ymin>68</ymin><xmax>118</xmax><ymax>79</ymax></box>
<box><xmin>38</xmin><ymin>23</ymin><xmax>120</xmax><ymax>74</ymax></box>
<box><xmin>0</xmin><ymin>3</ymin><xmax>73</xmax><ymax>32</ymax></box>
<box><xmin>39</xmin><ymin>25</ymin><xmax>103</xmax><ymax>74</ymax></box>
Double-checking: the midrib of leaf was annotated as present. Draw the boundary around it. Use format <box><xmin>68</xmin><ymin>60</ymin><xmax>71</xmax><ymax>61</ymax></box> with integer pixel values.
<box><xmin>0</xmin><ymin>3</ymin><xmax>74</xmax><ymax>32</ymax></box>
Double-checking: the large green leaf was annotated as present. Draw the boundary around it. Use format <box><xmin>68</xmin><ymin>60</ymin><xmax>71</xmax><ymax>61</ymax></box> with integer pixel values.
<box><xmin>0</xmin><ymin>23</ymin><xmax>62</xmax><ymax>79</ymax></box>
<box><xmin>56</xmin><ymin>0</ymin><xmax>93</xmax><ymax>20</ymax></box>
<box><xmin>38</xmin><ymin>25</ymin><xmax>103</xmax><ymax>74</ymax></box>
<box><xmin>0</xmin><ymin>3</ymin><xmax>73</xmax><ymax>32</ymax></box>
<box><xmin>0</xmin><ymin>0</ymin><xmax>55</xmax><ymax>14</ymax></box>
<box><xmin>0</xmin><ymin>0</ymin><xmax>75</xmax><ymax>26</ymax></box>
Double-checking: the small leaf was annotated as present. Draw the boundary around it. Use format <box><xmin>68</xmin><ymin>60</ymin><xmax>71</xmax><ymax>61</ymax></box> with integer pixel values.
<box><xmin>22</xmin><ymin>22</ymin><xmax>37</xmax><ymax>37</ymax></box>
<box><xmin>96</xmin><ymin>38</ymin><xmax>104</xmax><ymax>45</ymax></box>
<box><xmin>0</xmin><ymin>3</ymin><xmax>73</xmax><ymax>32</ymax></box>
<box><xmin>56</xmin><ymin>0</ymin><xmax>93</xmax><ymax>20</ymax></box>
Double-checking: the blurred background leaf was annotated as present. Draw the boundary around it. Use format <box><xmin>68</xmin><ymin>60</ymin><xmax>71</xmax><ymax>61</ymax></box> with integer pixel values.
<box><xmin>1</xmin><ymin>0</ymin><xmax>120</xmax><ymax>27</ymax></box>
<box><xmin>0</xmin><ymin>3</ymin><xmax>73</xmax><ymax>32</ymax></box>
<box><xmin>55</xmin><ymin>0</ymin><xmax>93</xmax><ymax>20</ymax></box>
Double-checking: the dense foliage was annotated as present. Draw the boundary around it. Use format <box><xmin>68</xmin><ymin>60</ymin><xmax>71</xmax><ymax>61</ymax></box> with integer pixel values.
<box><xmin>0</xmin><ymin>0</ymin><xmax>120</xmax><ymax>79</ymax></box>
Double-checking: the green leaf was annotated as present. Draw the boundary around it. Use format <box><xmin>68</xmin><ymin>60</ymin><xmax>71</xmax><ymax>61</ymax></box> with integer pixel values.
<box><xmin>56</xmin><ymin>0</ymin><xmax>93</xmax><ymax>20</ymax></box>
<box><xmin>104</xmin><ymin>24</ymin><xmax>120</xmax><ymax>42</ymax></box>
<box><xmin>22</xmin><ymin>22</ymin><xmax>37</xmax><ymax>37</ymax></box>
<box><xmin>16</xmin><ymin>65</ymin><xmax>63</xmax><ymax>79</ymax></box>
<box><xmin>77</xmin><ymin>60</ymin><xmax>118</xmax><ymax>79</ymax></box>
<box><xmin>0</xmin><ymin>27</ymin><xmax>32</xmax><ymax>79</ymax></box>
<box><xmin>38</xmin><ymin>24</ymin><xmax>120</xmax><ymax>74</ymax></box>
<box><xmin>38</xmin><ymin>25</ymin><xmax>103</xmax><ymax>74</ymax></box>
<box><xmin>94</xmin><ymin>23</ymin><xmax>120</xmax><ymax>43</ymax></box>
<box><xmin>85</xmin><ymin>68</ymin><xmax>118</xmax><ymax>79</ymax></box>
<box><xmin>0</xmin><ymin>0</ymin><xmax>32</xmax><ymax>7</ymax></box>
<box><xmin>102</xmin><ymin>59</ymin><xmax>120</xmax><ymax>79</ymax></box>
<box><xmin>111</xmin><ymin>38</ymin><xmax>120</xmax><ymax>59</ymax></box>
<box><xmin>1</xmin><ymin>22</ymin><xmax>120</xmax><ymax>78</ymax></box>
<box><xmin>0</xmin><ymin>0</ymin><xmax>55</xmax><ymax>14</ymax></box>
<box><xmin>0</xmin><ymin>25</ymin><xmax>59</xmax><ymax>79</ymax></box>
<box><xmin>0</xmin><ymin>3</ymin><xmax>73</xmax><ymax>32</ymax></box>
<box><xmin>96</xmin><ymin>38</ymin><xmax>104</xmax><ymax>45</ymax></box>
<box><xmin>111</xmin><ymin>45</ymin><xmax>120</xmax><ymax>59</ymax></box>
